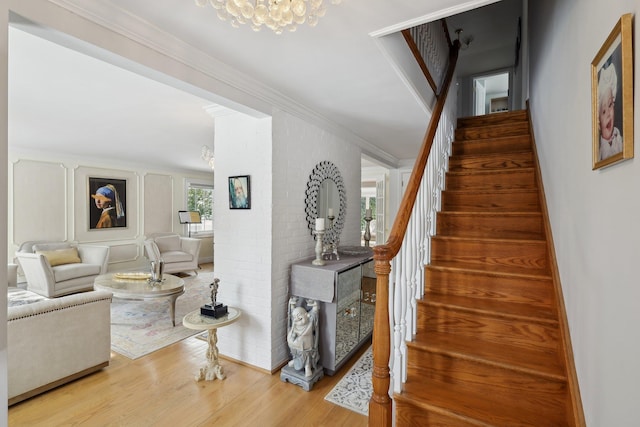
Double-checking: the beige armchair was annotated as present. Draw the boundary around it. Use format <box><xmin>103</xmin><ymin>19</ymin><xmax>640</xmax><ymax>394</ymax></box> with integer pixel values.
<box><xmin>15</xmin><ymin>241</ymin><xmax>110</xmax><ymax>298</ymax></box>
<box><xmin>144</xmin><ymin>233</ymin><xmax>201</xmax><ymax>276</ymax></box>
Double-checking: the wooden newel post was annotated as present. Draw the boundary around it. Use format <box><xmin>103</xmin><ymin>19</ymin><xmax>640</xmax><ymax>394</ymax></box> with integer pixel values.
<box><xmin>368</xmin><ymin>256</ymin><xmax>392</xmax><ymax>427</ymax></box>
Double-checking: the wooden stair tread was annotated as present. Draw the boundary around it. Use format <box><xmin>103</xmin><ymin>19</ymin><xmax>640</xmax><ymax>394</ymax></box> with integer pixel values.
<box><xmin>456</xmin><ymin>121</ymin><xmax>529</xmax><ymax>134</ymax></box>
<box><xmin>448</xmin><ymin>155</ymin><xmax>534</xmax><ymax>172</ymax></box>
<box><xmin>446</xmin><ymin>167</ymin><xmax>535</xmax><ymax>177</ymax></box>
<box><xmin>410</xmin><ymin>331</ymin><xmax>566</xmax><ymax>380</ymax></box>
<box><xmin>425</xmin><ymin>293</ymin><xmax>558</xmax><ymax>321</ymax></box>
<box><xmin>430</xmin><ymin>236</ymin><xmax>550</xmax><ymax>272</ymax></box>
<box><xmin>454</xmin><ymin>134</ymin><xmax>531</xmax><ymax>145</ymax></box>
<box><xmin>455</xmin><ymin>122</ymin><xmax>530</xmax><ymax>141</ymax></box>
<box><xmin>450</xmin><ymin>149</ymin><xmax>533</xmax><ymax>159</ymax></box>
<box><xmin>442</xmin><ymin>187</ymin><xmax>539</xmax><ymax>195</ymax></box>
<box><xmin>436</xmin><ymin>211</ymin><xmax>544</xmax><ymax>240</ymax></box>
<box><xmin>397</xmin><ymin>375</ymin><xmax>569</xmax><ymax>427</ymax></box>
<box><xmin>426</xmin><ymin>264</ymin><xmax>552</xmax><ymax>281</ymax></box>
<box><xmin>431</xmin><ymin>235</ymin><xmax>546</xmax><ymax>245</ymax></box>
<box><xmin>457</xmin><ymin>110</ymin><xmax>528</xmax><ymax>128</ymax></box>
<box><xmin>438</xmin><ymin>211</ymin><xmax>542</xmax><ymax>217</ymax></box>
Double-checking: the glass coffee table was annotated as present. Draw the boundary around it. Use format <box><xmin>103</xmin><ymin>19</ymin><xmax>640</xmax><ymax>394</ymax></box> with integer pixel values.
<box><xmin>94</xmin><ymin>272</ymin><xmax>185</xmax><ymax>326</ymax></box>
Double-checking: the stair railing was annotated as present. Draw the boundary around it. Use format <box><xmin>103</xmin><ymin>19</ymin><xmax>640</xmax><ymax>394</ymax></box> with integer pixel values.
<box><xmin>368</xmin><ymin>23</ymin><xmax>459</xmax><ymax>427</ymax></box>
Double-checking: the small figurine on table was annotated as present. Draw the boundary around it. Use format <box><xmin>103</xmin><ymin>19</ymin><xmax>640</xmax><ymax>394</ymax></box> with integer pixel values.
<box><xmin>210</xmin><ymin>278</ymin><xmax>219</xmax><ymax>305</ymax></box>
<box><xmin>201</xmin><ymin>277</ymin><xmax>228</xmax><ymax>318</ymax></box>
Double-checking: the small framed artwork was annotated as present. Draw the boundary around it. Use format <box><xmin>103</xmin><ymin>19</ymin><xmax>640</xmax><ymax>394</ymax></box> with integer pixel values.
<box><xmin>591</xmin><ymin>13</ymin><xmax>634</xmax><ymax>170</ymax></box>
<box><xmin>89</xmin><ymin>177</ymin><xmax>127</xmax><ymax>229</ymax></box>
<box><xmin>228</xmin><ymin>175</ymin><xmax>251</xmax><ymax>209</ymax></box>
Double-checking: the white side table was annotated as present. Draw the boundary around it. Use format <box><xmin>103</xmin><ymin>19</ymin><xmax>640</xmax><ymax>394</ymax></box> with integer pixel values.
<box><xmin>183</xmin><ymin>307</ymin><xmax>241</xmax><ymax>381</ymax></box>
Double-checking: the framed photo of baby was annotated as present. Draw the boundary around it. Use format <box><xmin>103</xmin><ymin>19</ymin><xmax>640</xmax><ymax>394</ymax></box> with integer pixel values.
<box><xmin>591</xmin><ymin>13</ymin><xmax>634</xmax><ymax>170</ymax></box>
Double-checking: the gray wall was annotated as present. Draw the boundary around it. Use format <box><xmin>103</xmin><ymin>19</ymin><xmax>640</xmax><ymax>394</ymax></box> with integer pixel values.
<box><xmin>529</xmin><ymin>0</ymin><xmax>640</xmax><ymax>425</ymax></box>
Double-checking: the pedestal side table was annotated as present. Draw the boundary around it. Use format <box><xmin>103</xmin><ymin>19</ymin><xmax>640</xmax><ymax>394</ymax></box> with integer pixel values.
<box><xmin>183</xmin><ymin>307</ymin><xmax>241</xmax><ymax>381</ymax></box>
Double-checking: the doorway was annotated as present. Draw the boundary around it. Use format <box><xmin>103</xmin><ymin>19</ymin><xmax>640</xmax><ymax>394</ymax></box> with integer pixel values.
<box><xmin>473</xmin><ymin>71</ymin><xmax>510</xmax><ymax>116</ymax></box>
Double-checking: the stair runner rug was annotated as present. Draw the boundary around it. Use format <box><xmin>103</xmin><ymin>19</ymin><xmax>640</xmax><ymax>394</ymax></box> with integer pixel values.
<box><xmin>110</xmin><ymin>272</ymin><xmax>213</xmax><ymax>359</ymax></box>
<box><xmin>324</xmin><ymin>346</ymin><xmax>373</xmax><ymax>416</ymax></box>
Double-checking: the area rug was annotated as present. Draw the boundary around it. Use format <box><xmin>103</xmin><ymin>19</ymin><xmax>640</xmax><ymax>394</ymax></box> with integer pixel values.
<box><xmin>110</xmin><ymin>272</ymin><xmax>214</xmax><ymax>359</ymax></box>
<box><xmin>324</xmin><ymin>346</ymin><xmax>373</xmax><ymax>416</ymax></box>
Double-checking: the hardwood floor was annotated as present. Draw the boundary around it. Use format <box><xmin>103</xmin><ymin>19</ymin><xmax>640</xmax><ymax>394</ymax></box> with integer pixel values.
<box><xmin>9</xmin><ymin>264</ymin><xmax>368</xmax><ymax>426</ymax></box>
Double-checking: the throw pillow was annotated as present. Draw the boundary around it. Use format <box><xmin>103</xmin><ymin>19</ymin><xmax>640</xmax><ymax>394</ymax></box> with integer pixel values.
<box><xmin>36</xmin><ymin>247</ymin><xmax>82</xmax><ymax>267</ymax></box>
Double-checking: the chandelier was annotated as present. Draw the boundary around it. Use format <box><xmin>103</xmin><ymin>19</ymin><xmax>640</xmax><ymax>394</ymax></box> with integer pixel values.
<box><xmin>201</xmin><ymin>146</ymin><xmax>215</xmax><ymax>170</ymax></box>
<box><xmin>194</xmin><ymin>0</ymin><xmax>342</xmax><ymax>34</ymax></box>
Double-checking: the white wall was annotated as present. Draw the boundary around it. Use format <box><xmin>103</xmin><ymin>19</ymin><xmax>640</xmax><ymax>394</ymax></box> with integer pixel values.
<box><xmin>213</xmin><ymin>109</ymin><xmax>361</xmax><ymax>372</ymax></box>
<box><xmin>212</xmin><ymin>113</ymin><xmax>273</xmax><ymax>370</ymax></box>
<box><xmin>271</xmin><ymin>109</ymin><xmax>361</xmax><ymax>368</ymax></box>
<box><xmin>529</xmin><ymin>1</ymin><xmax>640</xmax><ymax>425</ymax></box>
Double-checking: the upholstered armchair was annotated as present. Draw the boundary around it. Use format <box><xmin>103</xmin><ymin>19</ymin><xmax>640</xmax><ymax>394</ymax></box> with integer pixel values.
<box><xmin>144</xmin><ymin>233</ymin><xmax>201</xmax><ymax>276</ymax></box>
<box><xmin>15</xmin><ymin>241</ymin><xmax>110</xmax><ymax>298</ymax></box>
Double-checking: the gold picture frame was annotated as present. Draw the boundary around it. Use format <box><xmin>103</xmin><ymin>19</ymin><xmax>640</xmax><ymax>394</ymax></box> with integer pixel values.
<box><xmin>592</xmin><ymin>13</ymin><xmax>634</xmax><ymax>170</ymax></box>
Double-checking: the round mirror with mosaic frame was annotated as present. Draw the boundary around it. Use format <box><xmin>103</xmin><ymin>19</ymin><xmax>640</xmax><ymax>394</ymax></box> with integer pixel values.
<box><xmin>304</xmin><ymin>161</ymin><xmax>346</xmax><ymax>245</ymax></box>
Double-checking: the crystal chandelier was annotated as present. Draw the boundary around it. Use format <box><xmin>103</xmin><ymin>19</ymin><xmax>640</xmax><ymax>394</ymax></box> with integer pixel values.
<box><xmin>201</xmin><ymin>146</ymin><xmax>215</xmax><ymax>170</ymax></box>
<box><xmin>194</xmin><ymin>0</ymin><xmax>342</xmax><ymax>34</ymax></box>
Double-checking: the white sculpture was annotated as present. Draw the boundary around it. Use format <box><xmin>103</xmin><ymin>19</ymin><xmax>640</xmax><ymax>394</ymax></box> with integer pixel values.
<box><xmin>287</xmin><ymin>297</ymin><xmax>320</xmax><ymax>378</ymax></box>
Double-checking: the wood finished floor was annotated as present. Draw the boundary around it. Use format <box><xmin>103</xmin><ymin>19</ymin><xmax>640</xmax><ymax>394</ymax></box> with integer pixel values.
<box><xmin>8</xmin><ymin>264</ymin><xmax>368</xmax><ymax>427</ymax></box>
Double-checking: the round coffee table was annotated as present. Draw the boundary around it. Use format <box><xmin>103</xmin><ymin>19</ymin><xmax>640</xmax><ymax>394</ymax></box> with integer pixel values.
<box><xmin>183</xmin><ymin>307</ymin><xmax>241</xmax><ymax>381</ymax></box>
<box><xmin>94</xmin><ymin>273</ymin><xmax>185</xmax><ymax>326</ymax></box>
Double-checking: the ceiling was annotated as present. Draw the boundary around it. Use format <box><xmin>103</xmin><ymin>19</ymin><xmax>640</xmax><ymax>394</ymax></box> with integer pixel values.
<box><xmin>8</xmin><ymin>0</ymin><xmax>521</xmax><ymax>174</ymax></box>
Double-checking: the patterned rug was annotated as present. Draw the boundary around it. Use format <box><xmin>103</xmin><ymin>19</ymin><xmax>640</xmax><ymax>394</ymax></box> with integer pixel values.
<box><xmin>324</xmin><ymin>346</ymin><xmax>373</xmax><ymax>415</ymax></box>
<box><xmin>110</xmin><ymin>272</ymin><xmax>214</xmax><ymax>359</ymax></box>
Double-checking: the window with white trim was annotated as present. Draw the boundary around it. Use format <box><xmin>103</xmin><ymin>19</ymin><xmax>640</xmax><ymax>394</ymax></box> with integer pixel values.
<box><xmin>186</xmin><ymin>179</ymin><xmax>213</xmax><ymax>236</ymax></box>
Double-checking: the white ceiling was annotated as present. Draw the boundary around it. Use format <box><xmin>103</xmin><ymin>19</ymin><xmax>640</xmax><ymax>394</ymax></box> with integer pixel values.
<box><xmin>8</xmin><ymin>0</ymin><xmax>520</xmax><ymax>173</ymax></box>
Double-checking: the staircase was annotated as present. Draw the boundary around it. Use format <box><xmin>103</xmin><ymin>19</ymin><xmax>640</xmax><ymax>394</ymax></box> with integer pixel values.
<box><xmin>394</xmin><ymin>110</ymin><xmax>574</xmax><ymax>426</ymax></box>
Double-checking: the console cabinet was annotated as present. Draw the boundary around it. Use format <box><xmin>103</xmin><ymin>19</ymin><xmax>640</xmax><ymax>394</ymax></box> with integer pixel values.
<box><xmin>290</xmin><ymin>254</ymin><xmax>375</xmax><ymax>375</ymax></box>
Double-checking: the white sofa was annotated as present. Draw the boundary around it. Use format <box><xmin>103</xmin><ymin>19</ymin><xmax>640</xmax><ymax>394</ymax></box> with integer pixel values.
<box><xmin>144</xmin><ymin>233</ymin><xmax>201</xmax><ymax>275</ymax></box>
<box><xmin>7</xmin><ymin>288</ymin><xmax>112</xmax><ymax>405</ymax></box>
<box><xmin>15</xmin><ymin>241</ymin><xmax>110</xmax><ymax>298</ymax></box>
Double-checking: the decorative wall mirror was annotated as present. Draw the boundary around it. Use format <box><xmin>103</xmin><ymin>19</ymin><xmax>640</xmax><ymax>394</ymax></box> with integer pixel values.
<box><xmin>304</xmin><ymin>161</ymin><xmax>346</xmax><ymax>245</ymax></box>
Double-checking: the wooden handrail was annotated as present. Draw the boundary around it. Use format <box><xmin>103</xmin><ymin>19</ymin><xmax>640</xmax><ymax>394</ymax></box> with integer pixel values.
<box><xmin>368</xmin><ymin>39</ymin><xmax>460</xmax><ymax>427</ymax></box>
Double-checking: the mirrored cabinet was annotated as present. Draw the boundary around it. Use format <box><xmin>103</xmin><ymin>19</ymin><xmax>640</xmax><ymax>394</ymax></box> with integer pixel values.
<box><xmin>290</xmin><ymin>254</ymin><xmax>375</xmax><ymax>375</ymax></box>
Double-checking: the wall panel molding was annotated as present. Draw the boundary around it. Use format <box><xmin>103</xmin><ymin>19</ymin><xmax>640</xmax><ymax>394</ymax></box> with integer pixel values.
<box><xmin>107</xmin><ymin>242</ymin><xmax>140</xmax><ymax>264</ymax></box>
<box><xmin>12</xmin><ymin>159</ymin><xmax>67</xmax><ymax>245</ymax></box>
<box><xmin>143</xmin><ymin>173</ymin><xmax>173</xmax><ymax>236</ymax></box>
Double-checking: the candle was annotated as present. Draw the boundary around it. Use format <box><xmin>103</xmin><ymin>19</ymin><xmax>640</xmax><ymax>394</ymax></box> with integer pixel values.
<box><xmin>315</xmin><ymin>218</ymin><xmax>325</xmax><ymax>231</ymax></box>
<box><xmin>365</xmin><ymin>208</ymin><xmax>372</xmax><ymax>218</ymax></box>
<box><xmin>328</xmin><ymin>208</ymin><xmax>334</xmax><ymax>217</ymax></box>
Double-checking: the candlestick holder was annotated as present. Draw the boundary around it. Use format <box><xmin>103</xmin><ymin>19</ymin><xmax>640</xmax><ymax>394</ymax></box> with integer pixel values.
<box><xmin>363</xmin><ymin>215</ymin><xmax>373</xmax><ymax>247</ymax></box>
<box><xmin>312</xmin><ymin>230</ymin><xmax>326</xmax><ymax>266</ymax></box>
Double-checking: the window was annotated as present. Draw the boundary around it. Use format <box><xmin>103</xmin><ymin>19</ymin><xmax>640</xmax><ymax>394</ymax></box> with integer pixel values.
<box><xmin>186</xmin><ymin>180</ymin><xmax>213</xmax><ymax>235</ymax></box>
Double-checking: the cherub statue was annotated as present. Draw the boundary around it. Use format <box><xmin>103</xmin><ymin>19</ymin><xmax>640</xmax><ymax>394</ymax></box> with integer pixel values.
<box><xmin>210</xmin><ymin>278</ymin><xmax>220</xmax><ymax>306</ymax></box>
<box><xmin>287</xmin><ymin>297</ymin><xmax>320</xmax><ymax>378</ymax></box>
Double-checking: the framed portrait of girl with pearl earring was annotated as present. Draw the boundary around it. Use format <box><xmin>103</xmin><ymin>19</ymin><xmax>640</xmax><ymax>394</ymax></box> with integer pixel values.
<box><xmin>591</xmin><ymin>13</ymin><xmax>634</xmax><ymax>170</ymax></box>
